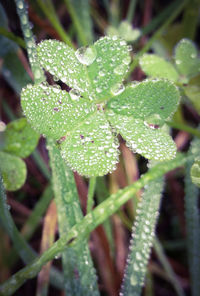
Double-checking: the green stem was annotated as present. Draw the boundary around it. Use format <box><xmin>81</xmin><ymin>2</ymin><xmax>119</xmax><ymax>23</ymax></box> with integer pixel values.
<box><xmin>0</xmin><ymin>153</ymin><xmax>190</xmax><ymax>296</ymax></box>
<box><xmin>47</xmin><ymin>139</ymin><xmax>99</xmax><ymax>295</ymax></box>
<box><xmin>87</xmin><ymin>177</ymin><xmax>96</xmax><ymax>213</ymax></box>
<box><xmin>63</xmin><ymin>0</ymin><xmax>88</xmax><ymax>46</ymax></box>
<box><xmin>127</xmin><ymin>0</ymin><xmax>189</xmax><ymax>77</ymax></box>
<box><xmin>126</xmin><ymin>0</ymin><xmax>137</xmax><ymax>23</ymax></box>
<box><xmin>36</xmin><ymin>0</ymin><xmax>74</xmax><ymax>48</ymax></box>
<box><xmin>182</xmin><ymin>0</ymin><xmax>200</xmax><ymax>40</ymax></box>
<box><xmin>154</xmin><ymin>238</ymin><xmax>185</xmax><ymax>296</ymax></box>
<box><xmin>0</xmin><ymin>27</ymin><xmax>26</xmax><ymax>48</ymax></box>
<box><xmin>167</xmin><ymin>121</ymin><xmax>200</xmax><ymax>139</ymax></box>
<box><xmin>14</xmin><ymin>0</ymin><xmax>45</xmax><ymax>83</ymax></box>
<box><xmin>184</xmin><ymin>138</ymin><xmax>200</xmax><ymax>296</ymax></box>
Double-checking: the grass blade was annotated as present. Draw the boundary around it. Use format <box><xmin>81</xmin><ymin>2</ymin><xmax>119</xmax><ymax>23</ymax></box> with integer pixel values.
<box><xmin>47</xmin><ymin>139</ymin><xmax>99</xmax><ymax>296</ymax></box>
<box><xmin>120</xmin><ymin>167</ymin><xmax>164</xmax><ymax>295</ymax></box>
<box><xmin>184</xmin><ymin>138</ymin><xmax>200</xmax><ymax>296</ymax></box>
<box><xmin>0</xmin><ymin>153</ymin><xmax>190</xmax><ymax>295</ymax></box>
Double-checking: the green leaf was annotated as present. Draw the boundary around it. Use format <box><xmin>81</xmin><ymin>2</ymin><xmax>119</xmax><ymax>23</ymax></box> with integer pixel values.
<box><xmin>139</xmin><ymin>54</ymin><xmax>179</xmax><ymax>81</ymax></box>
<box><xmin>184</xmin><ymin>85</ymin><xmax>200</xmax><ymax>115</ymax></box>
<box><xmin>60</xmin><ymin>111</ymin><xmax>119</xmax><ymax>177</ymax></box>
<box><xmin>106</xmin><ymin>110</ymin><xmax>176</xmax><ymax>160</ymax></box>
<box><xmin>48</xmin><ymin>139</ymin><xmax>99</xmax><ymax>295</ymax></box>
<box><xmin>21</xmin><ymin>84</ymin><xmax>95</xmax><ymax>140</ymax></box>
<box><xmin>107</xmin><ymin>80</ymin><xmax>180</xmax><ymax>124</ymax></box>
<box><xmin>0</xmin><ymin>151</ymin><xmax>26</xmax><ymax>191</ymax></box>
<box><xmin>37</xmin><ymin>37</ymin><xmax>131</xmax><ymax>102</ymax></box>
<box><xmin>190</xmin><ymin>159</ymin><xmax>200</xmax><ymax>187</ymax></box>
<box><xmin>3</xmin><ymin>118</ymin><xmax>39</xmax><ymax>158</ymax></box>
<box><xmin>174</xmin><ymin>38</ymin><xmax>200</xmax><ymax>81</ymax></box>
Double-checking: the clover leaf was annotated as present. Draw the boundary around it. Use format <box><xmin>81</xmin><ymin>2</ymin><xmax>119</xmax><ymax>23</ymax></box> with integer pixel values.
<box><xmin>139</xmin><ymin>38</ymin><xmax>200</xmax><ymax>83</ymax></box>
<box><xmin>21</xmin><ymin>37</ymin><xmax>179</xmax><ymax>177</ymax></box>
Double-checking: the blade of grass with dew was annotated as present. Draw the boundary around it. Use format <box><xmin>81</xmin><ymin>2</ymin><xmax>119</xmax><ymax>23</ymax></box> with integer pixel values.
<box><xmin>0</xmin><ymin>174</ymin><xmax>64</xmax><ymax>290</ymax></box>
<box><xmin>184</xmin><ymin>137</ymin><xmax>200</xmax><ymax>296</ymax></box>
<box><xmin>120</xmin><ymin>162</ymin><xmax>164</xmax><ymax>295</ymax></box>
<box><xmin>0</xmin><ymin>152</ymin><xmax>191</xmax><ymax>295</ymax></box>
<box><xmin>47</xmin><ymin>139</ymin><xmax>99</xmax><ymax>296</ymax></box>
<box><xmin>15</xmin><ymin>0</ymin><xmax>45</xmax><ymax>83</ymax></box>
<box><xmin>68</xmin><ymin>0</ymin><xmax>93</xmax><ymax>44</ymax></box>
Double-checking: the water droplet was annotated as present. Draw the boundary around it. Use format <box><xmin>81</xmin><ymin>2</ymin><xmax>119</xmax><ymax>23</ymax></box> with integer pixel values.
<box><xmin>144</xmin><ymin>113</ymin><xmax>162</xmax><ymax>128</ymax></box>
<box><xmin>111</xmin><ymin>83</ymin><xmax>125</xmax><ymax>96</ymax></box>
<box><xmin>130</xmin><ymin>274</ymin><xmax>138</xmax><ymax>286</ymax></box>
<box><xmin>69</xmin><ymin>88</ymin><xmax>81</xmax><ymax>101</ymax></box>
<box><xmin>75</xmin><ymin>46</ymin><xmax>97</xmax><ymax>66</ymax></box>
<box><xmin>176</xmin><ymin>60</ymin><xmax>181</xmax><ymax>65</ymax></box>
<box><xmin>114</xmin><ymin>64</ymin><xmax>125</xmax><ymax>75</ymax></box>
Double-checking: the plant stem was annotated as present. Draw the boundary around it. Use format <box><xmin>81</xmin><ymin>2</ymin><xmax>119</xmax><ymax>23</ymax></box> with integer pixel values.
<box><xmin>184</xmin><ymin>138</ymin><xmax>200</xmax><ymax>296</ymax></box>
<box><xmin>0</xmin><ymin>153</ymin><xmax>191</xmax><ymax>296</ymax></box>
<box><xmin>167</xmin><ymin>121</ymin><xmax>200</xmax><ymax>139</ymax></box>
<box><xmin>182</xmin><ymin>0</ymin><xmax>200</xmax><ymax>40</ymax></box>
<box><xmin>63</xmin><ymin>0</ymin><xmax>88</xmax><ymax>46</ymax></box>
<box><xmin>87</xmin><ymin>176</ymin><xmax>96</xmax><ymax>213</ymax></box>
<box><xmin>0</xmin><ymin>27</ymin><xmax>26</xmax><ymax>48</ymax></box>
<box><xmin>126</xmin><ymin>0</ymin><xmax>137</xmax><ymax>23</ymax></box>
<box><xmin>14</xmin><ymin>0</ymin><xmax>45</xmax><ymax>83</ymax></box>
<box><xmin>36</xmin><ymin>0</ymin><xmax>74</xmax><ymax>48</ymax></box>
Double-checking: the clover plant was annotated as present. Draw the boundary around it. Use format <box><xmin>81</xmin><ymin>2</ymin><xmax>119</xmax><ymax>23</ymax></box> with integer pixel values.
<box><xmin>0</xmin><ymin>1</ymin><xmax>200</xmax><ymax>296</ymax></box>
<box><xmin>21</xmin><ymin>38</ymin><xmax>179</xmax><ymax>177</ymax></box>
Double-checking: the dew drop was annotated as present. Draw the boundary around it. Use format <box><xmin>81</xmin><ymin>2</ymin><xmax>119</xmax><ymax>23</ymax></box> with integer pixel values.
<box><xmin>69</xmin><ymin>89</ymin><xmax>81</xmax><ymax>101</ymax></box>
<box><xmin>130</xmin><ymin>274</ymin><xmax>138</xmax><ymax>286</ymax></box>
<box><xmin>111</xmin><ymin>83</ymin><xmax>125</xmax><ymax>96</ymax></box>
<box><xmin>0</xmin><ymin>121</ymin><xmax>6</xmax><ymax>132</ymax></box>
<box><xmin>75</xmin><ymin>46</ymin><xmax>97</xmax><ymax>66</ymax></box>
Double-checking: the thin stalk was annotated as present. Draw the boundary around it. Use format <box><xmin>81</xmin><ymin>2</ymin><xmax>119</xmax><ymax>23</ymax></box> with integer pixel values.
<box><xmin>36</xmin><ymin>0</ymin><xmax>74</xmax><ymax>48</ymax></box>
<box><xmin>182</xmin><ymin>0</ymin><xmax>200</xmax><ymax>40</ymax></box>
<box><xmin>0</xmin><ymin>27</ymin><xmax>26</xmax><ymax>48</ymax></box>
<box><xmin>127</xmin><ymin>0</ymin><xmax>189</xmax><ymax>77</ymax></box>
<box><xmin>14</xmin><ymin>0</ymin><xmax>45</xmax><ymax>83</ymax></box>
<box><xmin>63</xmin><ymin>0</ymin><xmax>88</xmax><ymax>46</ymax></box>
<box><xmin>184</xmin><ymin>138</ymin><xmax>200</xmax><ymax>296</ymax></box>
<box><xmin>126</xmin><ymin>0</ymin><xmax>137</xmax><ymax>23</ymax></box>
<box><xmin>48</xmin><ymin>139</ymin><xmax>99</xmax><ymax>295</ymax></box>
<box><xmin>87</xmin><ymin>176</ymin><xmax>96</xmax><ymax>213</ymax></box>
<box><xmin>0</xmin><ymin>153</ymin><xmax>191</xmax><ymax>295</ymax></box>
<box><xmin>167</xmin><ymin>121</ymin><xmax>200</xmax><ymax>139</ymax></box>
<box><xmin>154</xmin><ymin>238</ymin><xmax>185</xmax><ymax>296</ymax></box>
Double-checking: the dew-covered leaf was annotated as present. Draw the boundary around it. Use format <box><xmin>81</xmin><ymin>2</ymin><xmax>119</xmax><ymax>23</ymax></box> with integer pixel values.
<box><xmin>21</xmin><ymin>84</ymin><xmax>95</xmax><ymax>140</ymax></box>
<box><xmin>88</xmin><ymin>36</ymin><xmax>131</xmax><ymax>101</ymax></box>
<box><xmin>184</xmin><ymin>85</ymin><xmax>200</xmax><ymax>115</ymax></box>
<box><xmin>60</xmin><ymin>111</ymin><xmax>119</xmax><ymax>177</ymax></box>
<box><xmin>3</xmin><ymin>118</ymin><xmax>39</xmax><ymax>158</ymax></box>
<box><xmin>0</xmin><ymin>151</ymin><xmax>26</xmax><ymax>191</ymax></box>
<box><xmin>37</xmin><ymin>37</ymin><xmax>131</xmax><ymax>102</ymax></box>
<box><xmin>37</xmin><ymin>40</ymin><xmax>91</xmax><ymax>97</ymax></box>
<box><xmin>107</xmin><ymin>80</ymin><xmax>180</xmax><ymax>124</ymax></box>
<box><xmin>190</xmin><ymin>159</ymin><xmax>200</xmax><ymax>187</ymax></box>
<box><xmin>139</xmin><ymin>54</ymin><xmax>179</xmax><ymax>81</ymax></box>
<box><xmin>174</xmin><ymin>38</ymin><xmax>200</xmax><ymax>80</ymax></box>
<box><xmin>106</xmin><ymin>110</ymin><xmax>176</xmax><ymax>160</ymax></box>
